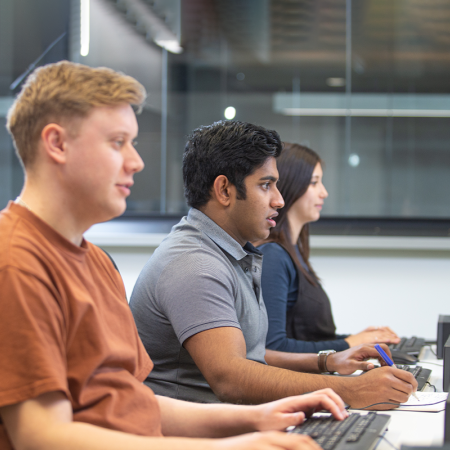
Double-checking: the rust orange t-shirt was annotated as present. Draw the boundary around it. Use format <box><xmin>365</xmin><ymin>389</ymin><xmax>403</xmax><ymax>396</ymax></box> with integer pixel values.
<box><xmin>0</xmin><ymin>202</ymin><xmax>162</xmax><ymax>448</ymax></box>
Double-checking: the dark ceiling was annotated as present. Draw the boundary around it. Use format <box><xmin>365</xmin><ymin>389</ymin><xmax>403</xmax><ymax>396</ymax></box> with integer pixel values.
<box><xmin>2</xmin><ymin>0</ymin><xmax>450</xmax><ymax>95</ymax></box>
<box><xmin>180</xmin><ymin>0</ymin><xmax>450</xmax><ymax>93</ymax></box>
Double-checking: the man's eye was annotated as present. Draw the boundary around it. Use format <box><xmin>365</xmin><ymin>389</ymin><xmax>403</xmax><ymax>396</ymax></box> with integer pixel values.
<box><xmin>132</xmin><ymin>140</ymin><xmax>138</xmax><ymax>148</ymax></box>
<box><xmin>263</xmin><ymin>182</ymin><xmax>270</xmax><ymax>189</ymax></box>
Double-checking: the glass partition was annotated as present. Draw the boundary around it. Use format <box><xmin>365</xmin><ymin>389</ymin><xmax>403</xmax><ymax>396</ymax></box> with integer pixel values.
<box><xmin>1</xmin><ymin>0</ymin><xmax>450</xmax><ymax>224</ymax></box>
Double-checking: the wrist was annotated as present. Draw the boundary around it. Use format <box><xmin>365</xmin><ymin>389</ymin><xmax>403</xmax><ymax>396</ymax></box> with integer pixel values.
<box><xmin>326</xmin><ymin>353</ymin><xmax>336</xmax><ymax>373</ymax></box>
<box><xmin>344</xmin><ymin>335</ymin><xmax>356</xmax><ymax>347</ymax></box>
<box><xmin>318</xmin><ymin>350</ymin><xmax>336</xmax><ymax>374</ymax></box>
<box><xmin>240</xmin><ymin>405</ymin><xmax>260</xmax><ymax>432</ymax></box>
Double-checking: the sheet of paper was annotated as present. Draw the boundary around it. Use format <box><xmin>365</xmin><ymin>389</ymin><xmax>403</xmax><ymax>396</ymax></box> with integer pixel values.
<box><xmin>393</xmin><ymin>392</ymin><xmax>448</xmax><ymax>412</ymax></box>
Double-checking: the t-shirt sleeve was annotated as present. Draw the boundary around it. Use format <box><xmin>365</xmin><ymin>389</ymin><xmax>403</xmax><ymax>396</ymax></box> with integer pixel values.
<box><xmin>0</xmin><ymin>267</ymin><xmax>69</xmax><ymax>408</ymax></box>
<box><xmin>261</xmin><ymin>243</ymin><xmax>349</xmax><ymax>353</ymax></box>
<box><xmin>156</xmin><ymin>249</ymin><xmax>241</xmax><ymax>344</ymax></box>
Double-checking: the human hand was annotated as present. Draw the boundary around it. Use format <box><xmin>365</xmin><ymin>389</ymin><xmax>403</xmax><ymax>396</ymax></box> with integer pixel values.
<box><xmin>345</xmin><ymin>326</ymin><xmax>400</xmax><ymax>347</ymax></box>
<box><xmin>251</xmin><ymin>389</ymin><xmax>347</xmax><ymax>432</ymax></box>
<box><xmin>214</xmin><ymin>430</ymin><xmax>321</xmax><ymax>450</ymax></box>
<box><xmin>326</xmin><ymin>344</ymin><xmax>393</xmax><ymax>375</ymax></box>
<box><xmin>342</xmin><ymin>366</ymin><xmax>418</xmax><ymax>410</ymax></box>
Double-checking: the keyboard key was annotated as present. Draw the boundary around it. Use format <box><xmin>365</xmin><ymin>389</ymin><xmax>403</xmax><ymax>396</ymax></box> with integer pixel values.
<box><xmin>396</xmin><ymin>365</ymin><xmax>430</xmax><ymax>391</ymax></box>
<box><xmin>290</xmin><ymin>413</ymin><xmax>390</xmax><ymax>450</ymax></box>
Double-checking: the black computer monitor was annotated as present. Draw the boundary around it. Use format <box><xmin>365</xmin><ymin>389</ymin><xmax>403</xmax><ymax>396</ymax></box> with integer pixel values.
<box><xmin>438</xmin><ymin>315</ymin><xmax>450</xmax><ymax>359</ymax></box>
<box><xmin>443</xmin><ymin>335</ymin><xmax>450</xmax><ymax>392</ymax></box>
<box><xmin>446</xmin><ymin>396</ymin><xmax>450</xmax><ymax>443</ymax></box>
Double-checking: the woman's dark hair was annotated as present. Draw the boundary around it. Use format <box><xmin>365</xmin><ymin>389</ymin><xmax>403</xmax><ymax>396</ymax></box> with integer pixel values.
<box><xmin>183</xmin><ymin>120</ymin><xmax>282</xmax><ymax>208</ymax></box>
<box><xmin>264</xmin><ymin>142</ymin><xmax>322</xmax><ymax>285</ymax></box>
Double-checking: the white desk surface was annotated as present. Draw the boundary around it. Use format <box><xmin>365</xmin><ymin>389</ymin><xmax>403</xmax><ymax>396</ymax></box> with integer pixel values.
<box><xmin>369</xmin><ymin>346</ymin><xmax>445</xmax><ymax>450</ymax></box>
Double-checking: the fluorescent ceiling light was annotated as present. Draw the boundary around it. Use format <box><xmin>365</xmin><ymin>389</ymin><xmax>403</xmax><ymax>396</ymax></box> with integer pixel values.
<box><xmin>119</xmin><ymin>0</ymin><xmax>183</xmax><ymax>54</ymax></box>
<box><xmin>154</xmin><ymin>39</ymin><xmax>183</xmax><ymax>54</ymax></box>
<box><xmin>80</xmin><ymin>0</ymin><xmax>90</xmax><ymax>56</ymax></box>
<box><xmin>282</xmin><ymin>108</ymin><xmax>450</xmax><ymax>117</ymax></box>
<box><xmin>274</xmin><ymin>93</ymin><xmax>450</xmax><ymax>118</ymax></box>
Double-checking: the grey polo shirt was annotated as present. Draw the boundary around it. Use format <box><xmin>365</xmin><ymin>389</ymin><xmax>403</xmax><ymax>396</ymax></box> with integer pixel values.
<box><xmin>130</xmin><ymin>208</ymin><xmax>268</xmax><ymax>403</ymax></box>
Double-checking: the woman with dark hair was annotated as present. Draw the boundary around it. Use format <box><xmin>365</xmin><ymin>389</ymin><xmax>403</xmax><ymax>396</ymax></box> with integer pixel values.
<box><xmin>258</xmin><ymin>142</ymin><xmax>400</xmax><ymax>353</ymax></box>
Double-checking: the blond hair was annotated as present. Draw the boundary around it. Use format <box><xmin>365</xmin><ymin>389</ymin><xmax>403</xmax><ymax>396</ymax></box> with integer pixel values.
<box><xmin>6</xmin><ymin>60</ymin><xmax>147</xmax><ymax>168</ymax></box>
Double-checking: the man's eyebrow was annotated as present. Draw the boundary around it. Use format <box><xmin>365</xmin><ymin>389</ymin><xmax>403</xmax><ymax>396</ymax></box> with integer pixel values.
<box><xmin>259</xmin><ymin>176</ymin><xmax>278</xmax><ymax>182</ymax></box>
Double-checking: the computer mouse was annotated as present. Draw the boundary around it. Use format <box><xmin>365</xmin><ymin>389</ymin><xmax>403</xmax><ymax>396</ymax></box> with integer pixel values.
<box><xmin>391</xmin><ymin>350</ymin><xmax>418</xmax><ymax>365</ymax></box>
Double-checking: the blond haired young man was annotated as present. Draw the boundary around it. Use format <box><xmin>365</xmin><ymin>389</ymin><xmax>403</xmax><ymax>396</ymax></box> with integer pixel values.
<box><xmin>0</xmin><ymin>61</ymin><xmax>346</xmax><ymax>450</ymax></box>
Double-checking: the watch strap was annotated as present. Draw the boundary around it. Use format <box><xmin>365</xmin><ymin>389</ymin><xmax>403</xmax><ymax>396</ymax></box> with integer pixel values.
<box><xmin>318</xmin><ymin>352</ymin><xmax>327</xmax><ymax>373</ymax></box>
<box><xmin>318</xmin><ymin>350</ymin><xmax>336</xmax><ymax>374</ymax></box>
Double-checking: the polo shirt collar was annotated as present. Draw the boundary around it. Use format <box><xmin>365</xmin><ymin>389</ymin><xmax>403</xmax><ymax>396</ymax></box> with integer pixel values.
<box><xmin>187</xmin><ymin>208</ymin><xmax>262</xmax><ymax>261</ymax></box>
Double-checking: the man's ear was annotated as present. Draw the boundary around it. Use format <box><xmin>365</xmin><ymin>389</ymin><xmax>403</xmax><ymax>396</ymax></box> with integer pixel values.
<box><xmin>212</xmin><ymin>175</ymin><xmax>235</xmax><ymax>207</ymax></box>
<box><xmin>40</xmin><ymin>123</ymin><xmax>68</xmax><ymax>164</ymax></box>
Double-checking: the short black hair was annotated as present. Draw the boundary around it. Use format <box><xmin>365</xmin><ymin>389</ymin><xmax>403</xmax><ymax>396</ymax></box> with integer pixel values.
<box><xmin>183</xmin><ymin>120</ymin><xmax>283</xmax><ymax>208</ymax></box>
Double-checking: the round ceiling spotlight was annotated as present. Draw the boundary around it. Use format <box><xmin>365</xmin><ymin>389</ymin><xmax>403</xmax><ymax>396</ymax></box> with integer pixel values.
<box><xmin>348</xmin><ymin>153</ymin><xmax>360</xmax><ymax>167</ymax></box>
<box><xmin>224</xmin><ymin>106</ymin><xmax>236</xmax><ymax>120</ymax></box>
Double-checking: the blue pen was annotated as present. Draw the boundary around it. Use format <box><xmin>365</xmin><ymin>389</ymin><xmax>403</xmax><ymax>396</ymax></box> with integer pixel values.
<box><xmin>374</xmin><ymin>344</ymin><xmax>395</xmax><ymax>367</ymax></box>
<box><xmin>374</xmin><ymin>344</ymin><xmax>419</xmax><ymax>400</ymax></box>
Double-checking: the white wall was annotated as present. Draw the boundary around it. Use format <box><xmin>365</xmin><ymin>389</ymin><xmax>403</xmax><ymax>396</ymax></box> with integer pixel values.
<box><xmin>104</xmin><ymin>244</ymin><xmax>450</xmax><ymax>341</ymax></box>
<box><xmin>310</xmin><ymin>250</ymin><xmax>450</xmax><ymax>340</ymax></box>
<box><xmin>104</xmin><ymin>247</ymin><xmax>155</xmax><ymax>300</ymax></box>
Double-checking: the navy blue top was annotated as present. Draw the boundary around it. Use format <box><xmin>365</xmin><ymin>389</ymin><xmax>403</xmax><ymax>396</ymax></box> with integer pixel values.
<box><xmin>260</xmin><ymin>242</ymin><xmax>349</xmax><ymax>353</ymax></box>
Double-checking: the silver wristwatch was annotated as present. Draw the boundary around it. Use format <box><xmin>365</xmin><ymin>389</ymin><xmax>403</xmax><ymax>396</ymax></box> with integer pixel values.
<box><xmin>318</xmin><ymin>350</ymin><xmax>336</xmax><ymax>374</ymax></box>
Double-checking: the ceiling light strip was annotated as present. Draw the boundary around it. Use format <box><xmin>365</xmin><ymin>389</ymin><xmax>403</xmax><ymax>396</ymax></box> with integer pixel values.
<box><xmin>282</xmin><ymin>108</ymin><xmax>450</xmax><ymax>117</ymax></box>
<box><xmin>80</xmin><ymin>0</ymin><xmax>90</xmax><ymax>57</ymax></box>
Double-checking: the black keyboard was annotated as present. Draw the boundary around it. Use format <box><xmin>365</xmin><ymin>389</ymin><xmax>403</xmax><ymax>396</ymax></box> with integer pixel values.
<box><xmin>289</xmin><ymin>412</ymin><xmax>390</xmax><ymax>450</ymax></box>
<box><xmin>396</xmin><ymin>364</ymin><xmax>432</xmax><ymax>391</ymax></box>
<box><xmin>389</xmin><ymin>336</ymin><xmax>425</xmax><ymax>355</ymax></box>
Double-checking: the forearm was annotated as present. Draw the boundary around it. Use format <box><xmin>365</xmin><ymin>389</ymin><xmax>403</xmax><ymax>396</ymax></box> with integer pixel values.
<box><xmin>158</xmin><ymin>396</ymin><xmax>258</xmax><ymax>438</ymax></box>
<box><xmin>3</xmin><ymin>415</ymin><xmax>216</xmax><ymax>450</ymax></box>
<box><xmin>0</xmin><ymin>392</ymin><xmax>220</xmax><ymax>450</ymax></box>
<box><xmin>187</xmin><ymin>326</ymin><xmax>417</xmax><ymax>409</ymax></box>
<box><xmin>268</xmin><ymin>336</ymin><xmax>350</xmax><ymax>353</ymax></box>
<box><xmin>265</xmin><ymin>349</ymin><xmax>321</xmax><ymax>373</ymax></box>
<box><xmin>41</xmin><ymin>423</ymin><xmax>214</xmax><ymax>450</ymax></box>
<box><xmin>209</xmin><ymin>356</ymin><xmax>353</xmax><ymax>405</ymax></box>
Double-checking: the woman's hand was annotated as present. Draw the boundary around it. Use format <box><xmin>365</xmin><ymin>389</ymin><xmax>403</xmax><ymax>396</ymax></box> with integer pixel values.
<box><xmin>250</xmin><ymin>389</ymin><xmax>347</xmax><ymax>432</ymax></box>
<box><xmin>345</xmin><ymin>326</ymin><xmax>400</xmax><ymax>347</ymax></box>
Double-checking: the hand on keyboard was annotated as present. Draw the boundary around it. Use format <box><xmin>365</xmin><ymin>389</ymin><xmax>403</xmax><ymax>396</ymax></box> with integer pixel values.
<box><xmin>210</xmin><ymin>389</ymin><xmax>347</xmax><ymax>450</ymax></box>
<box><xmin>216</xmin><ymin>430</ymin><xmax>322</xmax><ymax>450</ymax></box>
<box><xmin>252</xmin><ymin>389</ymin><xmax>348</xmax><ymax>432</ymax></box>
<box><xmin>345</xmin><ymin>326</ymin><xmax>400</xmax><ymax>347</ymax></box>
<box><xmin>290</xmin><ymin>412</ymin><xmax>390</xmax><ymax>450</ymax></box>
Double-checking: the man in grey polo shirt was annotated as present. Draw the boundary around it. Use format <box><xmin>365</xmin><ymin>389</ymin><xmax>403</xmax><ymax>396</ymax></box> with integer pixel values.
<box><xmin>130</xmin><ymin>120</ymin><xmax>417</xmax><ymax>409</ymax></box>
<box><xmin>131</xmin><ymin>207</ymin><xmax>268</xmax><ymax>403</ymax></box>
